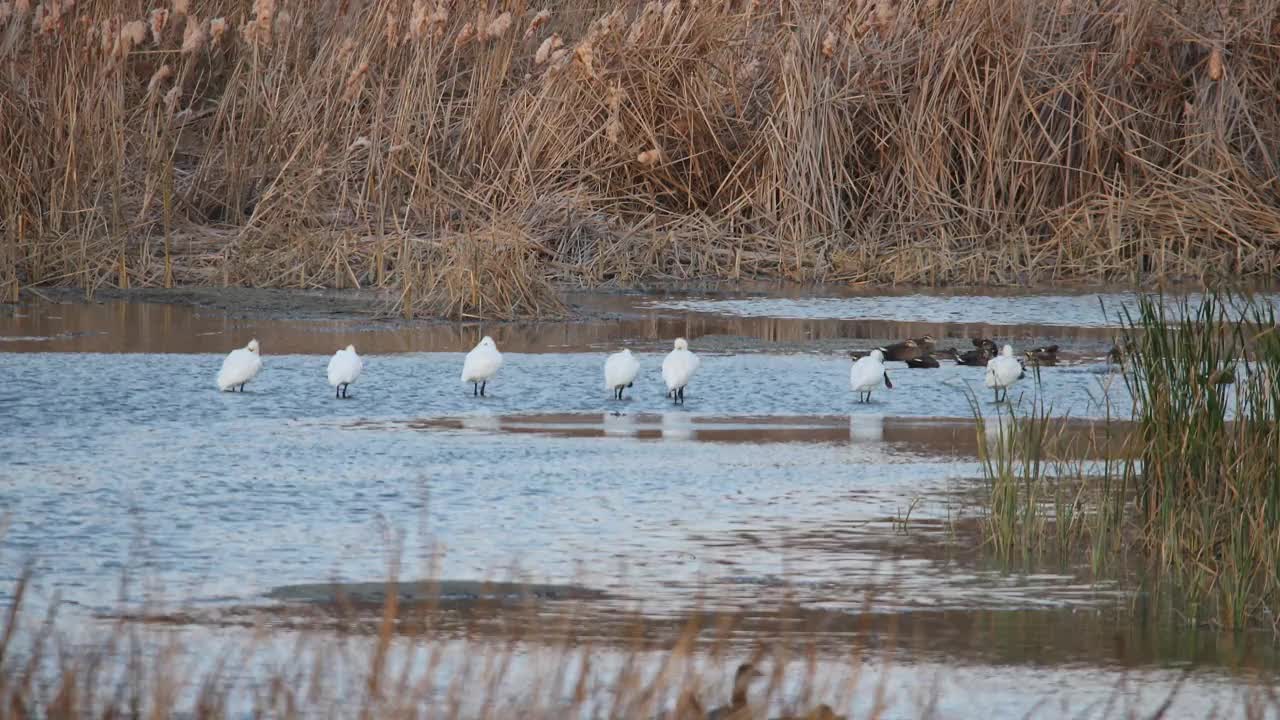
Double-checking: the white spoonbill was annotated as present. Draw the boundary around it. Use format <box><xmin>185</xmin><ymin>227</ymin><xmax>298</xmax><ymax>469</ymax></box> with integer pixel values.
<box><xmin>850</xmin><ymin>348</ymin><xmax>892</xmax><ymax>403</ymax></box>
<box><xmin>985</xmin><ymin>344</ymin><xmax>1026</xmax><ymax>402</ymax></box>
<box><xmin>461</xmin><ymin>336</ymin><xmax>503</xmax><ymax>396</ymax></box>
<box><xmin>216</xmin><ymin>339</ymin><xmax>263</xmax><ymax>392</ymax></box>
<box><xmin>661</xmin><ymin>338</ymin><xmax>700</xmax><ymax>405</ymax></box>
<box><xmin>604</xmin><ymin>348</ymin><xmax>641</xmax><ymax>400</ymax></box>
<box><xmin>327</xmin><ymin>344</ymin><xmax>363</xmax><ymax>399</ymax></box>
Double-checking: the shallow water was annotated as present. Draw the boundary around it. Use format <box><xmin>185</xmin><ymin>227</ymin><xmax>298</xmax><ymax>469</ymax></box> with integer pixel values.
<box><xmin>646</xmin><ymin>288</ymin><xmax>1280</xmax><ymax>327</ymax></box>
<box><xmin>1</xmin><ymin>290</ymin><xmax>1276</xmax><ymax>717</ymax></box>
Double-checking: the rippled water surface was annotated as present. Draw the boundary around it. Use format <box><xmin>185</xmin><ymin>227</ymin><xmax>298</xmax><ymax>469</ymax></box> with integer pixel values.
<box><xmin>645</xmin><ymin>288</ymin><xmax>1280</xmax><ymax>326</ymax></box>
<box><xmin>1</xmin><ymin>291</ymin><xmax>1276</xmax><ymax>718</ymax></box>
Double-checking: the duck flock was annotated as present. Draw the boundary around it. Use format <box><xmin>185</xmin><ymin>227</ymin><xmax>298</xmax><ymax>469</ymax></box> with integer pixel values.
<box><xmin>215</xmin><ymin>333</ymin><xmax>1058</xmax><ymax>404</ymax></box>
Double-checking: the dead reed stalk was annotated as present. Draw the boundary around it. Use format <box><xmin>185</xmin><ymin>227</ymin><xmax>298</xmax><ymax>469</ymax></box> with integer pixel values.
<box><xmin>2</xmin><ymin>0</ymin><xmax>1278</xmax><ymax>316</ymax></box>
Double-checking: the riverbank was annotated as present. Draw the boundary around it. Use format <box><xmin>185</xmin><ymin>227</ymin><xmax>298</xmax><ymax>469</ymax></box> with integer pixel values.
<box><xmin>0</xmin><ymin>285</ymin><xmax>1133</xmax><ymax>355</ymax></box>
<box><xmin>4</xmin><ymin>0</ymin><xmax>1279</xmax><ymax>316</ymax></box>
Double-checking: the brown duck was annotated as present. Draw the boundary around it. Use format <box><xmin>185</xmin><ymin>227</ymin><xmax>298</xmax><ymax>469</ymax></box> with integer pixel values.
<box><xmin>946</xmin><ymin>345</ymin><xmax>994</xmax><ymax>366</ymax></box>
<box><xmin>1023</xmin><ymin>344</ymin><xmax>1060</xmax><ymax>366</ymax></box>
<box><xmin>707</xmin><ymin>663</ymin><xmax>764</xmax><ymax>720</ymax></box>
<box><xmin>880</xmin><ymin>335</ymin><xmax>934</xmax><ymax>362</ymax></box>
<box><xmin>905</xmin><ymin>354</ymin><xmax>941</xmax><ymax>369</ymax></box>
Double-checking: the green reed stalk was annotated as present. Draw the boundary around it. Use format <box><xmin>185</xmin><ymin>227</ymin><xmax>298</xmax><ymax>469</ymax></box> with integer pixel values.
<box><xmin>1118</xmin><ymin>291</ymin><xmax>1280</xmax><ymax>630</ymax></box>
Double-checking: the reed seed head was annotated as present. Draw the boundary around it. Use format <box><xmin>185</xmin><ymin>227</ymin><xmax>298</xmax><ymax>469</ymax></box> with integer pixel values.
<box><xmin>252</xmin><ymin>0</ymin><xmax>274</xmax><ymax>44</ymax></box>
<box><xmin>208</xmin><ymin>16</ymin><xmax>225</xmax><ymax>45</ymax></box>
<box><xmin>1208</xmin><ymin>46</ymin><xmax>1223</xmax><ymax>80</ymax></box>
<box><xmin>34</xmin><ymin>2</ymin><xmax>57</xmax><ymax>33</ymax></box>
<box><xmin>120</xmin><ymin>19</ymin><xmax>146</xmax><ymax>55</ymax></box>
<box><xmin>523</xmin><ymin>9</ymin><xmax>549</xmax><ymax>40</ymax></box>
<box><xmin>574</xmin><ymin>41</ymin><xmax>595</xmax><ymax>76</ymax></box>
<box><xmin>430</xmin><ymin>2</ymin><xmax>448</xmax><ymax>38</ymax></box>
<box><xmin>149</xmin><ymin>7</ymin><xmax>168</xmax><ymax>42</ymax></box>
<box><xmin>481</xmin><ymin>11</ymin><xmax>510</xmax><ymax>42</ymax></box>
<box><xmin>637</xmin><ymin>148</ymin><xmax>662</xmax><ymax>166</ymax></box>
<box><xmin>385</xmin><ymin>9</ymin><xmax>399</xmax><ymax>47</ymax></box>
<box><xmin>164</xmin><ymin>85</ymin><xmax>180</xmax><ymax>115</ymax></box>
<box><xmin>147</xmin><ymin>63</ymin><xmax>173</xmax><ymax>95</ymax></box>
<box><xmin>454</xmin><ymin>21</ymin><xmax>475</xmax><ymax>49</ymax></box>
<box><xmin>534</xmin><ymin>33</ymin><xmax>560</xmax><ymax>64</ymax></box>
<box><xmin>408</xmin><ymin>0</ymin><xmax>429</xmax><ymax>40</ymax></box>
<box><xmin>343</xmin><ymin>60</ymin><xmax>369</xmax><ymax>102</ymax></box>
<box><xmin>181</xmin><ymin>13</ymin><xmax>204</xmax><ymax>53</ymax></box>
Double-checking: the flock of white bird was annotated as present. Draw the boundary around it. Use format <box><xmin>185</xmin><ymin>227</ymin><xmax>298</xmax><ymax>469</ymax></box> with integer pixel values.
<box><xmin>848</xmin><ymin>344</ymin><xmax>1026</xmax><ymax>403</ymax></box>
<box><xmin>216</xmin><ymin>336</ymin><xmax>1026</xmax><ymax>403</ymax></box>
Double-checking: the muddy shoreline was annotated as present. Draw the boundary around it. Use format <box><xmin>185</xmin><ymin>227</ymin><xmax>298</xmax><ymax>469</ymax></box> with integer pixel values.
<box><xmin>10</xmin><ymin>281</ymin><xmax>1215</xmax><ymax>324</ymax></box>
<box><xmin>3</xmin><ymin>285</ymin><xmax>1130</xmax><ymax>356</ymax></box>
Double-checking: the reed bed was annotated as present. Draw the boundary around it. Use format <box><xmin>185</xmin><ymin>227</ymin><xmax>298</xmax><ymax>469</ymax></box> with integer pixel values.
<box><xmin>2</xmin><ymin>567</ymin><xmax>1276</xmax><ymax>719</ymax></box>
<box><xmin>975</xmin><ymin>292</ymin><xmax>1280</xmax><ymax>633</ymax></box>
<box><xmin>3</xmin><ymin>0</ymin><xmax>1279</xmax><ymax>317</ymax></box>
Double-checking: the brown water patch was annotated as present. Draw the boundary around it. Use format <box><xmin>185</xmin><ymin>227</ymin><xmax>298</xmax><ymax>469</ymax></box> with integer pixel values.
<box><xmin>370</xmin><ymin>413</ymin><xmax>1134</xmax><ymax>458</ymax></box>
<box><xmin>114</xmin><ymin>583</ymin><xmax>1279</xmax><ymax>674</ymax></box>
<box><xmin>2</xmin><ymin>290</ymin><xmax>1121</xmax><ymax>355</ymax></box>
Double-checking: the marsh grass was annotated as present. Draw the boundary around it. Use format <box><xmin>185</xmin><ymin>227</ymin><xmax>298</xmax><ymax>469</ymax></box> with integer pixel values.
<box><xmin>4</xmin><ymin>0</ymin><xmax>1280</xmax><ymax>317</ymax></box>
<box><xmin>3</xmin><ymin>563</ymin><xmax>1278</xmax><ymax>719</ymax></box>
<box><xmin>976</xmin><ymin>292</ymin><xmax>1280</xmax><ymax>632</ymax></box>
<box><xmin>1118</xmin><ymin>292</ymin><xmax>1280</xmax><ymax>632</ymax></box>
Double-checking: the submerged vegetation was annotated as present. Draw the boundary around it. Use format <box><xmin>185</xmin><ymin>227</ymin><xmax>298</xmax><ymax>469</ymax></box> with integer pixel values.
<box><xmin>3</xmin><ymin>0</ymin><xmax>1280</xmax><ymax>317</ymax></box>
<box><xmin>976</xmin><ymin>292</ymin><xmax>1280</xmax><ymax>633</ymax></box>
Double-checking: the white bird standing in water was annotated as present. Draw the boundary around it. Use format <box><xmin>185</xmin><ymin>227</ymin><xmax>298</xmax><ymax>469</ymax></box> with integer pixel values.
<box><xmin>461</xmin><ymin>336</ymin><xmax>503</xmax><ymax>397</ymax></box>
<box><xmin>985</xmin><ymin>344</ymin><xmax>1026</xmax><ymax>402</ymax></box>
<box><xmin>850</xmin><ymin>348</ymin><xmax>892</xmax><ymax>403</ymax></box>
<box><xmin>216</xmin><ymin>339</ymin><xmax>263</xmax><ymax>392</ymax></box>
<box><xmin>604</xmin><ymin>348</ymin><xmax>641</xmax><ymax>400</ymax></box>
<box><xmin>327</xmin><ymin>344</ymin><xmax>363</xmax><ymax>399</ymax></box>
<box><xmin>661</xmin><ymin>338</ymin><xmax>700</xmax><ymax>405</ymax></box>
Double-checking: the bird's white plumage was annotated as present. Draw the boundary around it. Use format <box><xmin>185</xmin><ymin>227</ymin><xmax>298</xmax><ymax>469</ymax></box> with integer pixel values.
<box><xmin>985</xmin><ymin>345</ymin><xmax>1024</xmax><ymax>390</ymax></box>
<box><xmin>661</xmin><ymin>338</ymin><xmax>699</xmax><ymax>392</ymax></box>
<box><xmin>461</xmin><ymin>336</ymin><xmax>503</xmax><ymax>383</ymax></box>
<box><xmin>217</xmin><ymin>339</ymin><xmax>263</xmax><ymax>391</ymax></box>
<box><xmin>327</xmin><ymin>345</ymin><xmax>363</xmax><ymax>387</ymax></box>
<box><xmin>850</xmin><ymin>349</ymin><xmax>888</xmax><ymax>392</ymax></box>
<box><xmin>604</xmin><ymin>349</ymin><xmax>640</xmax><ymax>390</ymax></box>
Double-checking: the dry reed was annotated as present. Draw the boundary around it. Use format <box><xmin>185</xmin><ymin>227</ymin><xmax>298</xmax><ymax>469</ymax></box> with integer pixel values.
<box><xmin>2</xmin><ymin>0</ymin><xmax>1279</xmax><ymax>316</ymax></box>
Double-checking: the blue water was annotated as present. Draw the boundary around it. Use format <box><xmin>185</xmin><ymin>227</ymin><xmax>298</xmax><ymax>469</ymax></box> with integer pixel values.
<box><xmin>0</xmin><ymin>350</ymin><xmax>1127</xmax><ymax>616</ymax></box>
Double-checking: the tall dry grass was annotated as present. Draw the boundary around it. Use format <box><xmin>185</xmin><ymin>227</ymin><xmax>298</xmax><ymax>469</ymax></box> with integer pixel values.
<box><xmin>3</xmin><ymin>0</ymin><xmax>1279</xmax><ymax>317</ymax></box>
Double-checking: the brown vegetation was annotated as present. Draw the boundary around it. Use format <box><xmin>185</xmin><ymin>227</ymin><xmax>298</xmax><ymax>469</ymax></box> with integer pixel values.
<box><xmin>2</xmin><ymin>0</ymin><xmax>1279</xmax><ymax>317</ymax></box>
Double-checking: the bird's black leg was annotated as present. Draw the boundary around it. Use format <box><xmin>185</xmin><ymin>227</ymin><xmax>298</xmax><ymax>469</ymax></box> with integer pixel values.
<box><xmin>480</xmin><ymin>381</ymin><xmax>486</xmax><ymax>397</ymax></box>
<box><xmin>473</xmin><ymin>383</ymin><xmax>478</xmax><ymax>396</ymax></box>
<box><xmin>343</xmin><ymin>384</ymin><xmax>349</xmax><ymax>399</ymax></box>
<box><xmin>336</xmin><ymin>386</ymin><xmax>341</xmax><ymax>399</ymax></box>
<box><xmin>678</xmin><ymin>387</ymin><xmax>685</xmax><ymax>404</ymax></box>
<box><xmin>239</xmin><ymin>383</ymin><xmax>245</xmax><ymax>392</ymax></box>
